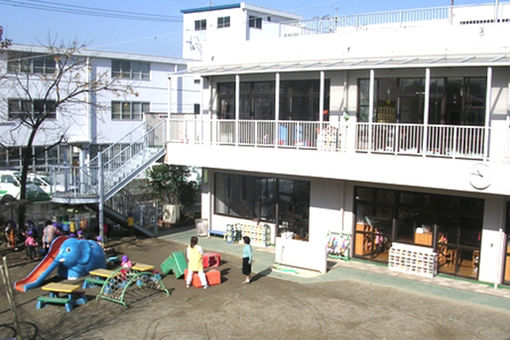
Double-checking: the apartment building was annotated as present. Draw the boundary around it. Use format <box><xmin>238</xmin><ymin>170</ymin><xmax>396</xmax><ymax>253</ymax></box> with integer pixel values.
<box><xmin>167</xmin><ymin>2</ymin><xmax>510</xmax><ymax>285</ymax></box>
<box><xmin>0</xmin><ymin>44</ymin><xmax>200</xmax><ymax>172</ymax></box>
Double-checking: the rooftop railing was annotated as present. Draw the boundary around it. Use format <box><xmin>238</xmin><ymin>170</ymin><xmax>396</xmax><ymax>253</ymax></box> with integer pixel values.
<box><xmin>279</xmin><ymin>2</ymin><xmax>508</xmax><ymax>37</ymax></box>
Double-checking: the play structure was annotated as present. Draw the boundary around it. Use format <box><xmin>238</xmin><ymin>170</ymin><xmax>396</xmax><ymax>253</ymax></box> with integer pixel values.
<box><xmin>14</xmin><ymin>236</ymin><xmax>106</xmax><ymax>292</ymax></box>
<box><xmin>160</xmin><ymin>251</ymin><xmax>187</xmax><ymax>278</ymax></box>
<box><xmin>95</xmin><ymin>267</ymin><xmax>169</xmax><ymax>307</ymax></box>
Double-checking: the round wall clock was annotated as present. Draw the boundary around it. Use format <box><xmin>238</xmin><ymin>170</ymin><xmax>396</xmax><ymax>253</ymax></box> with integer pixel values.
<box><xmin>469</xmin><ymin>163</ymin><xmax>490</xmax><ymax>190</ymax></box>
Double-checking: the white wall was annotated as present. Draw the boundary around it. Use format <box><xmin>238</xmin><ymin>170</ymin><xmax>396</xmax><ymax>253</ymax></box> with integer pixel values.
<box><xmin>309</xmin><ymin>179</ymin><xmax>344</xmax><ymax>244</ymax></box>
<box><xmin>479</xmin><ymin>197</ymin><xmax>507</xmax><ymax>283</ymax></box>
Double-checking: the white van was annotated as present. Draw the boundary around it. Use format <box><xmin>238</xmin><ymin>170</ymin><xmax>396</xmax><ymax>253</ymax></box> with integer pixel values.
<box><xmin>0</xmin><ymin>170</ymin><xmax>50</xmax><ymax>203</ymax></box>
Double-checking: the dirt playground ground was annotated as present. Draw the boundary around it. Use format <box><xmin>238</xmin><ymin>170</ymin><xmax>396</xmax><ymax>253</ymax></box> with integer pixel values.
<box><xmin>1</xmin><ymin>234</ymin><xmax>510</xmax><ymax>340</ymax></box>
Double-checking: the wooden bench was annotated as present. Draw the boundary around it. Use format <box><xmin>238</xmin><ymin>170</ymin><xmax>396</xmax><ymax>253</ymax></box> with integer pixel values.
<box><xmin>36</xmin><ymin>296</ymin><xmax>73</xmax><ymax>312</ymax></box>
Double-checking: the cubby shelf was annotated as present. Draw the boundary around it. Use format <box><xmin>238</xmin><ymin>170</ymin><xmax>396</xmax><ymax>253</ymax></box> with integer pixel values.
<box><xmin>388</xmin><ymin>242</ymin><xmax>437</xmax><ymax>278</ymax></box>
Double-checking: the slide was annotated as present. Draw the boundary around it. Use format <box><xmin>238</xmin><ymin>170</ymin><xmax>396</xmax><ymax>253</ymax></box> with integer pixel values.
<box><xmin>14</xmin><ymin>235</ymin><xmax>68</xmax><ymax>292</ymax></box>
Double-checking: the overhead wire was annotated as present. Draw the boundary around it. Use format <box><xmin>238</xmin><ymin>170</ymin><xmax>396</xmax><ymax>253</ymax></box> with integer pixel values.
<box><xmin>0</xmin><ymin>0</ymin><xmax>182</xmax><ymax>22</ymax></box>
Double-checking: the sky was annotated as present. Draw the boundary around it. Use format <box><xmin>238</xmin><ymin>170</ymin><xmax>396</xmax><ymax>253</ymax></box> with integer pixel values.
<box><xmin>0</xmin><ymin>0</ymin><xmax>497</xmax><ymax>59</ymax></box>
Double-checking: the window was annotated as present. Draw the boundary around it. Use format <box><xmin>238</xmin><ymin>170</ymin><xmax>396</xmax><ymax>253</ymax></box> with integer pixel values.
<box><xmin>7</xmin><ymin>52</ymin><xmax>55</xmax><ymax>74</ymax></box>
<box><xmin>217</xmin><ymin>16</ymin><xmax>230</xmax><ymax>28</ymax></box>
<box><xmin>111</xmin><ymin>101</ymin><xmax>149</xmax><ymax>120</ymax></box>
<box><xmin>8</xmin><ymin>99</ymin><xmax>56</xmax><ymax>120</ymax></box>
<box><xmin>111</xmin><ymin>59</ymin><xmax>150</xmax><ymax>80</ymax></box>
<box><xmin>354</xmin><ymin>186</ymin><xmax>483</xmax><ymax>279</ymax></box>
<box><xmin>280</xmin><ymin>79</ymin><xmax>330</xmax><ymax>121</ymax></box>
<box><xmin>194</xmin><ymin>19</ymin><xmax>207</xmax><ymax>31</ymax></box>
<box><xmin>214</xmin><ymin>172</ymin><xmax>310</xmax><ymax>240</ymax></box>
<box><xmin>358</xmin><ymin>76</ymin><xmax>487</xmax><ymax>125</ymax></box>
<box><xmin>249</xmin><ymin>16</ymin><xmax>262</xmax><ymax>29</ymax></box>
<box><xmin>194</xmin><ymin>104</ymin><xmax>200</xmax><ymax>115</ymax></box>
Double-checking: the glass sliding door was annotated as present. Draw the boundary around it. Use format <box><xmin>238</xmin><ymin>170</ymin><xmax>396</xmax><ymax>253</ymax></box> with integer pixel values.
<box><xmin>354</xmin><ymin>187</ymin><xmax>483</xmax><ymax>278</ymax></box>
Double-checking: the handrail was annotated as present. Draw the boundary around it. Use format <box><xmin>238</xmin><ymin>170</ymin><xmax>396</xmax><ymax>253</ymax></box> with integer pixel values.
<box><xmin>88</xmin><ymin>121</ymin><xmax>148</xmax><ymax>167</ymax></box>
<box><xmin>103</xmin><ymin>120</ymin><xmax>165</xmax><ymax>174</ymax></box>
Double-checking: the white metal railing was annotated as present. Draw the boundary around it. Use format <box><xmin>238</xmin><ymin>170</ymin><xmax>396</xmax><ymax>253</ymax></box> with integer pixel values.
<box><xmin>168</xmin><ymin>118</ymin><xmax>346</xmax><ymax>152</ymax></box>
<box><xmin>168</xmin><ymin>118</ymin><xmax>488</xmax><ymax>159</ymax></box>
<box><xmin>279</xmin><ymin>2</ymin><xmax>508</xmax><ymax>37</ymax></box>
<box><xmin>50</xmin><ymin>120</ymin><xmax>166</xmax><ymax>199</ymax></box>
<box><xmin>356</xmin><ymin>123</ymin><xmax>486</xmax><ymax>159</ymax></box>
<box><xmin>49</xmin><ymin>165</ymin><xmax>99</xmax><ymax>198</ymax></box>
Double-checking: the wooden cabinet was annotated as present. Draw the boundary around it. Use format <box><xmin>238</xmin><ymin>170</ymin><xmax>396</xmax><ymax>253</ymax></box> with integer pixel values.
<box><xmin>414</xmin><ymin>232</ymin><xmax>432</xmax><ymax>246</ymax></box>
<box><xmin>355</xmin><ymin>222</ymin><xmax>372</xmax><ymax>256</ymax></box>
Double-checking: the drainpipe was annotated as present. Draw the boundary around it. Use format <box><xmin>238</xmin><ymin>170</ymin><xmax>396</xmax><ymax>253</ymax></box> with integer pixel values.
<box><xmin>484</xmin><ymin>67</ymin><xmax>492</xmax><ymax>161</ymax></box>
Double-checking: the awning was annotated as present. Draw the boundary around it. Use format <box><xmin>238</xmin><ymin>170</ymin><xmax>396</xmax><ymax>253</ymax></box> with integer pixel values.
<box><xmin>182</xmin><ymin>54</ymin><xmax>510</xmax><ymax>76</ymax></box>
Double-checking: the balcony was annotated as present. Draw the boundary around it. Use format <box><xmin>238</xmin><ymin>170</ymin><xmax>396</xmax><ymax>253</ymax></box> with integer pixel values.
<box><xmin>168</xmin><ymin>118</ymin><xmax>488</xmax><ymax>160</ymax></box>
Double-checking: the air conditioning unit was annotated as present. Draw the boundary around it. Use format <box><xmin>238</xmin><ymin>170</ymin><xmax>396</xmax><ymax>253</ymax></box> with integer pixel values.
<box><xmin>162</xmin><ymin>204</ymin><xmax>180</xmax><ymax>224</ymax></box>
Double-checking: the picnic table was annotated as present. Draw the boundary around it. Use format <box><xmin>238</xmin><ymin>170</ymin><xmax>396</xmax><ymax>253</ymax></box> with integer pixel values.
<box><xmin>37</xmin><ymin>282</ymin><xmax>87</xmax><ymax>312</ymax></box>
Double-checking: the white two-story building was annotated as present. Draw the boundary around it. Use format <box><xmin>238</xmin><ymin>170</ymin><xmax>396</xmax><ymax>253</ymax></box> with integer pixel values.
<box><xmin>166</xmin><ymin>2</ymin><xmax>510</xmax><ymax>285</ymax></box>
<box><xmin>0</xmin><ymin>44</ymin><xmax>200</xmax><ymax>172</ymax></box>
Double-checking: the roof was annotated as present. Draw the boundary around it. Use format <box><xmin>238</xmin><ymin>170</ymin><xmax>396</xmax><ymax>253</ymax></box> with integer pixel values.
<box><xmin>184</xmin><ymin>54</ymin><xmax>510</xmax><ymax>76</ymax></box>
<box><xmin>181</xmin><ymin>3</ymin><xmax>241</xmax><ymax>14</ymax></box>
<box><xmin>181</xmin><ymin>2</ymin><xmax>301</xmax><ymax>20</ymax></box>
<box><xmin>4</xmin><ymin>44</ymin><xmax>191</xmax><ymax>65</ymax></box>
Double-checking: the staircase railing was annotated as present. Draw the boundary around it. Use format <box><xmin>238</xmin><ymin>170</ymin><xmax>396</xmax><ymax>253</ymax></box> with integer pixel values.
<box><xmin>50</xmin><ymin>120</ymin><xmax>166</xmax><ymax>199</ymax></box>
<box><xmin>101</xmin><ymin>121</ymin><xmax>166</xmax><ymax>189</ymax></box>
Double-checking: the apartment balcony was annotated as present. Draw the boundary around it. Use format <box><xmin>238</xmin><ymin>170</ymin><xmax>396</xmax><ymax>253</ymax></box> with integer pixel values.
<box><xmin>166</xmin><ymin>118</ymin><xmax>510</xmax><ymax>195</ymax></box>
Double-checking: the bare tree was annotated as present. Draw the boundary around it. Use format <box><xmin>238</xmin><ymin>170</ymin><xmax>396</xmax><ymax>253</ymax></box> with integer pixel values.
<box><xmin>0</xmin><ymin>26</ymin><xmax>11</xmax><ymax>49</ymax></box>
<box><xmin>0</xmin><ymin>40</ymin><xmax>136</xmax><ymax>224</ymax></box>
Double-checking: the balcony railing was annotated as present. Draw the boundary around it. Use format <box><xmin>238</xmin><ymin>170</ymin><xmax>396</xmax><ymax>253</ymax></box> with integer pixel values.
<box><xmin>356</xmin><ymin>123</ymin><xmax>486</xmax><ymax>159</ymax></box>
<box><xmin>168</xmin><ymin>118</ymin><xmax>488</xmax><ymax>159</ymax></box>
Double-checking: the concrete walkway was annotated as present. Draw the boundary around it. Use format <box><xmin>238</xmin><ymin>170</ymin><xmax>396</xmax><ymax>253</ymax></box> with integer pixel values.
<box><xmin>159</xmin><ymin>227</ymin><xmax>510</xmax><ymax>311</ymax></box>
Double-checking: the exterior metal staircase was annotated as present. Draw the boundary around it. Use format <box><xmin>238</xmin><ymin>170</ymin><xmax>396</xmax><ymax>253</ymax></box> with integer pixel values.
<box><xmin>49</xmin><ymin>120</ymin><xmax>166</xmax><ymax>236</ymax></box>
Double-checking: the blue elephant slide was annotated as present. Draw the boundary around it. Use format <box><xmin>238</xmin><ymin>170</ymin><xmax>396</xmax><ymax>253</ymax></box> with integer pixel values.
<box><xmin>15</xmin><ymin>236</ymin><xmax>106</xmax><ymax>292</ymax></box>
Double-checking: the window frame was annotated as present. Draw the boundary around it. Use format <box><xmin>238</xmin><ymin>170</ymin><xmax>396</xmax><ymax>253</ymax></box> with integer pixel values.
<box><xmin>7</xmin><ymin>98</ymin><xmax>57</xmax><ymax>120</ymax></box>
<box><xmin>7</xmin><ymin>52</ymin><xmax>56</xmax><ymax>74</ymax></box>
<box><xmin>111</xmin><ymin>101</ymin><xmax>149</xmax><ymax>121</ymax></box>
<box><xmin>111</xmin><ymin>59</ymin><xmax>150</xmax><ymax>81</ymax></box>
<box><xmin>249</xmin><ymin>16</ymin><xmax>262</xmax><ymax>29</ymax></box>
<box><xmin>217</xmin><ymin>16</ymin><xmax>230</xmax><ymax>28</ymax></box>
<box><xmin>194</xmin><ymin>19</ymin><xmax>207</xmax><ymax>31</ymax></box>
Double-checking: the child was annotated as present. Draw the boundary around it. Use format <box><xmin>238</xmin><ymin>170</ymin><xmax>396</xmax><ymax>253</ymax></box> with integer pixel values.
<box><xmin>5</xmin><ymin>221</ymin><xmax>17</xmax><ymax>250</ymax></box>
<box><xmin>24</xmin><ymin>230</ymin><xmax>38</xmax><ymax>260</ymax></box>
<box><xmin>96</xmin><ymin>235</ymin><xmax>103</xmax><ymax>248</ymax></box>
<box><xmin>77</xmin><ymin>230</ymin><xmax>84</xmax><ymax>239</ymax></box>
<box><xmin>242</xmin><ymin>236</ymin><xmax>253</xmax><ymax>284</ymax></box>
<box><xmin>120</xmin><ymin>255</ymin><xmax>132</xmax><ymax>280</ymax></box>
<box><xmin>186</xmin><ymin>236</ymin><xmax>209</xmax><ymax>289</ymax></box>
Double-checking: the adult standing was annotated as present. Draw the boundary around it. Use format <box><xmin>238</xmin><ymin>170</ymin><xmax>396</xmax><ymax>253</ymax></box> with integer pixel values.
<box><xmin>42</xmin><ymin>220</ymin><xmax>58</xmax><ymax>253</ymax></box>
<box><xmin>186</xmin><ymin>236</ymin><xmax>209</xmax><ymax>289</ymax></box>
